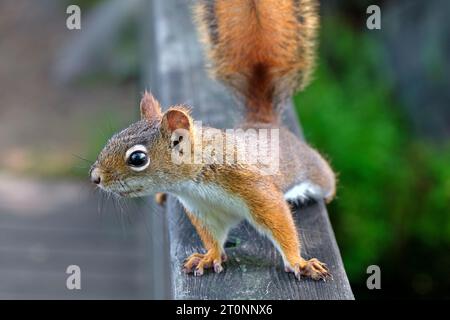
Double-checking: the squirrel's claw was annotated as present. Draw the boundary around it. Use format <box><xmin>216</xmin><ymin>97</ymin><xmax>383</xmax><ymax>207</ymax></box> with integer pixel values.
<box><xmin>213</xmin><ymin>262</ymin><xmax>224</xmax><ymax>274</ymax></box>
<box><xmin>194</xmin><ymin>267</ymin><xmax>204</xmax><ymax>277</ymax></box>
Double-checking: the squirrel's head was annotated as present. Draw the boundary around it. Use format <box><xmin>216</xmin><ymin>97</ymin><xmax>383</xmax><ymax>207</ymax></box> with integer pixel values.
<box><xmin>89</xmin><ymin>91</ymin><xmax>198</xmax><ymax>197</ymax></box>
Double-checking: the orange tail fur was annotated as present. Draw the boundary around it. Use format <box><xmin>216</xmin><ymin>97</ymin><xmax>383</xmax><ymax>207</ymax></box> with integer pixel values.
<box><xmin>195</xmin><ymin>0</ymin><xmax>319</xmax><ymax>123</ymax></box>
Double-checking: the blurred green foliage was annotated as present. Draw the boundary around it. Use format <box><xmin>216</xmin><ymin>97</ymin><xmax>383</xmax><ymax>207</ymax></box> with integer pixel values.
<box><xmin>294</xmin><ymin>17</ymin><xmax>450</xmax><ymax>298</ymax></box>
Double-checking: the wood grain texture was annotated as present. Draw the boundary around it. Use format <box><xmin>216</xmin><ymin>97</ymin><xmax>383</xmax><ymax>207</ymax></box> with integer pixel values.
<box><xmin>145</xmin><ymin>0</ymin><xmax>353</xmax><ymax>300</ymax></box>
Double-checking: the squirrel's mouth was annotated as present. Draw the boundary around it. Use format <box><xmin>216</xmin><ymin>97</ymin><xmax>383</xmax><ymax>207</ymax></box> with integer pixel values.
<box><xmin>98</xmin><ymin>179</ymin><xmax>149</xmax><ymax>198</ymax></box>
<box><xmin>118</xmin><ymin>190</ymin><xmax>134</xmax><ymax>196</ymax></box>
<box><xmin>118</xmin><ymin>187</ymin><xmax>144</xmax><ymax>197</ymax></box>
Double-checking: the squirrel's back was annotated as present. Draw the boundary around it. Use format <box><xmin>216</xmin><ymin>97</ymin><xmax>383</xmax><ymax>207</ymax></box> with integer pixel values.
<box><xmin>195</xmin><ymin>0</ymin><xmax>319</xmax><ymax>123</ymax></box>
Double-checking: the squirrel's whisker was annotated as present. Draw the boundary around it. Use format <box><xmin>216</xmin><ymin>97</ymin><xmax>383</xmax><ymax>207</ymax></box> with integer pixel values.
<box><xmin>71</xmin><ymin>153</ymin><xmax>94</xmax><ymax>164</ymax></box>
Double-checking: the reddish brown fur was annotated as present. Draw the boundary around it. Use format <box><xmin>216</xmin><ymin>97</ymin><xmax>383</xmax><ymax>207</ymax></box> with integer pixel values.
<box><xmin>140</xmin><ymin>90</ymin><xmax>162</xmax><ymax>122</ymax></box>
<box><xmin>199</xmin><ymin>164</ymin><xmax>330</xmax><ymax>278</ymax></box>
<box><xmin>195</xmin><ymin>0</ymin><xmax>319</xmax><ymax>123</ymax></box>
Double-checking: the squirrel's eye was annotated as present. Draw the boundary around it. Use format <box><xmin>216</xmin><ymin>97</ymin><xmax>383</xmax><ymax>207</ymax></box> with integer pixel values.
<box><xmin>125</xmin><ymin>145</ymin><xmax>150</xmax><ymax>171</ymax></box>
<box><xmin>128</xmin><ymin>151</ymin><xmax>148</xmax><ymax>167</ymax></box>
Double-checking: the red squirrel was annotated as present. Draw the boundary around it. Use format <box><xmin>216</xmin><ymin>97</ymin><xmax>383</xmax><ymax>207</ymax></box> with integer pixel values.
<box><xmin>90</xmin><ymin>0</ymin><xmax>335</xmax><ymax>280</ymax></box>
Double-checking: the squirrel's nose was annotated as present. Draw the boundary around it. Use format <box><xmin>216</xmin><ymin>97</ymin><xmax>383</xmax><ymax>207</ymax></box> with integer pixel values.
<box><xmin>90</xmin><ymin>168</ymin><xmax>101</xmax><ymax>185</ymax></box>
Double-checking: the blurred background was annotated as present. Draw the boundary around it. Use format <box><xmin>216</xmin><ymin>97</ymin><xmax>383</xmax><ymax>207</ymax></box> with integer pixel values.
<box><xmin>296</xmin><ymin>0</ymin><xmax>450</xmax><ymax>299</ymax></box>
<box><xmin>0</xmin><ymin>0</ymin><xmax>448</xmax><ymax>299</ymax></box>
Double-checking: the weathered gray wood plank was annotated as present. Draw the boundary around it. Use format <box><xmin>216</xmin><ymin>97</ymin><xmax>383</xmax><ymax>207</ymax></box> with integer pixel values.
<box><xmin>145</xmin><ymin>0</ymin><xmax>353</xmax><ymax>299</ymax></box>
<box><xmin>139</xmin><ymin>0</ymin><xmax>173</xmax><ymax>300</ymax></box>
<box><xmin>0</xmin><ymin>175</ymin><xmax>154</xmax><ymax>299</ymax></box>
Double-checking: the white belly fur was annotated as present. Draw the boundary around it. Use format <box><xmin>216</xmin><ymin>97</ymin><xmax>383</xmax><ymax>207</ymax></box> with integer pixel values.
<box><xmin>172</xmin><ymin>182</ymin><xmax>250</xmax><ymax>246</ymax></box>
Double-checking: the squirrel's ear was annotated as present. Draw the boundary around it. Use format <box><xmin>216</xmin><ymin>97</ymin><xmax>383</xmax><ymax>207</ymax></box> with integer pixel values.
<box><xmin>140</xmin><ymin>91</ymin><xmax>162</xmax><ymax>122</ymax></box>
<box><xmin>161</xmin><ymin>107</ymin><xmax>192</xmax><ymax>133</ymax></box>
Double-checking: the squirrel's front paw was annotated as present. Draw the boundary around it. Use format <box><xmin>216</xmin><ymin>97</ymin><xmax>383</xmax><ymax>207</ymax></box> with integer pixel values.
<box><xmin>183</xmin><ymin>251</ymin><xmax>224</xmax><ymax>276</ymax></box>
<box><xmin>286</xmin><ymin>258</ymin><xmax>332</xmax><ymax>281</ymax></box>
<box><xmin>155</xmin><ymin>193</ymin><xmax>167</xmax><ymax>206</ymax></box>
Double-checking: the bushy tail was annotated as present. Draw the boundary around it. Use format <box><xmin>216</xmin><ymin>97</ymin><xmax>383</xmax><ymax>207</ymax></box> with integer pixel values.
<box><xmin>195</xmin><ymin>0</ymin><xmax>319</xmax><ymax>123</ymax></box>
